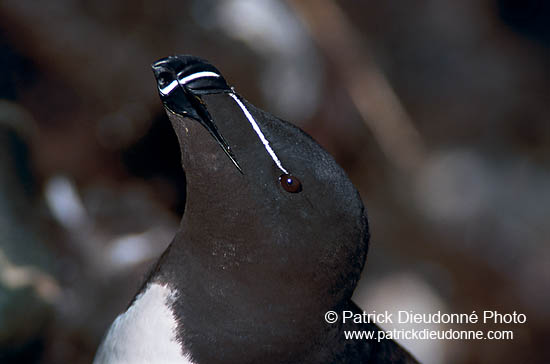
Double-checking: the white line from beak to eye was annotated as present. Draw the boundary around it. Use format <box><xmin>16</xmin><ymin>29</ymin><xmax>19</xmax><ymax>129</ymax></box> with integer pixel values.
<box><xmin>228</xmin><ymin>92</ymin><xmax>289</xmax><ymax>174</ymax></box>
<box><xmin>178</xmin><ymin>71</ymin><xmax>220</xmax><ymax>86</ymax></box>
<box><xmin>159</xmin><ymin>80</ymin><xmax>179</xmax><ymax>96</ymax></box>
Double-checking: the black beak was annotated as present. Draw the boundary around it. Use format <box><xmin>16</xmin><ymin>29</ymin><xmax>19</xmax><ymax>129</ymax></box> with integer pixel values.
<box><xmin>152</xmin><ymin>55</ymin><xmax>243</xmax><ymax>174</ymax></box>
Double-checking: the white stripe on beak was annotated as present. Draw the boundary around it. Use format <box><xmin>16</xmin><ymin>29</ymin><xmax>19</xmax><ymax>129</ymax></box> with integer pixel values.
<box><xmin>159</xmin><ymin>80</ymin><xmax>179</xmax><ymax>96</ymax></box>
<box><xmin>178</xmin><ymin>71</ymin><xmax>220</xmax><ymax>86</ymax></box>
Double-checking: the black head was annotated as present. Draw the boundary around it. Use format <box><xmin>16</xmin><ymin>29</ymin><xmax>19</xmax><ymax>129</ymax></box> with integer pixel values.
<box><xmin>151</xmin><ymin>55</ymin><xmax>370</xmax><ymax>362</ymax></box>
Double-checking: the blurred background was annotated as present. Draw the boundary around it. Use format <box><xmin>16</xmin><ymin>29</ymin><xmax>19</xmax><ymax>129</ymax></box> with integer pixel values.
<box><xmin>0</xmin><ymin>0</ymin><xmax>548</xmax><ymax>363</ymax></box>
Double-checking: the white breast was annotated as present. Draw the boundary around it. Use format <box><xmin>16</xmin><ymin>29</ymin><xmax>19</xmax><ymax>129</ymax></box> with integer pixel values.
<box><xmin>93</xmin><ymin>283</ymin><xmax>195</xmax><ymax>364</ymax></box>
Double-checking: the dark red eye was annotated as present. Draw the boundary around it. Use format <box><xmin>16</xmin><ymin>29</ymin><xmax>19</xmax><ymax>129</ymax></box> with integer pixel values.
<box><xmin>279</xmin><ymin>174</ymin><xmax>302</xmax><ymax>193</ymax></box>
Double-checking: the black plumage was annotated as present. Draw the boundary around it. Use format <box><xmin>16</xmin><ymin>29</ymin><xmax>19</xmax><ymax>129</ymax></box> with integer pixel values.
<box><xmin>98</xmin><ymin>55</ymin><xmax>419</xmax><ymax>364</ymax></box>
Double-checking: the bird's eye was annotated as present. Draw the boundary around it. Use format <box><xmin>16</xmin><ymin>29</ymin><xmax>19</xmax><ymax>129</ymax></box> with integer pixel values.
<box><xmin>279</xmin><ymin>174</ymin><xmax>302</xmax><ymax>193</ymax></box>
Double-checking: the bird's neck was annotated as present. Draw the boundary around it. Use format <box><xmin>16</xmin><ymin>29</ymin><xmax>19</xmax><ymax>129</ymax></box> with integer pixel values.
<box><xmin>151</xmin><ymin>228</ymin><xmax>344</xmax><ymax>363</ymax></box>
<box><xmin>159</xmin><ymin>112</ymin><xmax>368</xmax><ymax>362</ymax></box>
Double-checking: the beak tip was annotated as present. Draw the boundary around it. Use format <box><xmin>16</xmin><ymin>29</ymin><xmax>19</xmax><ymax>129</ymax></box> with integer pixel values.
<box><xmin>153</xmin><ymin>55</ymin><xmax>243</xmax><ymax>173</ymax></box>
